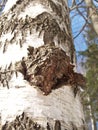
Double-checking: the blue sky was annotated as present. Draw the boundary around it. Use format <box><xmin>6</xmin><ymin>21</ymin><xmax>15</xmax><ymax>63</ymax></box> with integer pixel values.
<box><xmin>69</xmin><ymin>1</ymin><xmax>87</xmax><ymax>52</ymax></box>
<box><xmin>69</xmin><ymin>0</ymin><xmax>98</xmax><ymax>52</ymax></box>
<box><xmin>72</xmin><ymin>14</ymin><xmax>87</xmax><ymax>52</ymax></box>
<box><xmin>68</xmin><ymin>0</ymin><xmax>88</xmax><ymax>72</ymax></box>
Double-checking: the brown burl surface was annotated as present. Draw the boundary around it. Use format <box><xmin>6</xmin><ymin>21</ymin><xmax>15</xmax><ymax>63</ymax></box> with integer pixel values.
<box><xmin>16</xmin><ymin>44</ymin><xmax>86</xmax><ymax>95</ymax></box>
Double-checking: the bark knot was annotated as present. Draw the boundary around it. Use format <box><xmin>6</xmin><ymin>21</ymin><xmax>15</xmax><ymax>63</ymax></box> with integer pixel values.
<box><xmin>15</xmin><ymin>44</ymin><xmax>86</xmax><ymax>95</ymax></box>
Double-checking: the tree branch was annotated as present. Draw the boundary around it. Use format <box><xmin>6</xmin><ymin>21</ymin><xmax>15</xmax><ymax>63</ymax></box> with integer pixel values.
<box><xmin>73</xmin><ymin>22</ymin><xmax>87</xmax><ymax>39</ymax></box>
<box><xmin>70</xmin><ymin>0</ymin><xmax>85</xmax><ymax>11</ymax></box>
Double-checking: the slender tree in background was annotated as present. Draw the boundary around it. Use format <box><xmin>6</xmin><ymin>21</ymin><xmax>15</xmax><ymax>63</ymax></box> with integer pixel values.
<box><xmin>85</xmin><ymin>0</ymin><xmax>98</xmax><ymax>36</ymax></box>
<box><xmin>79</xmin><ymin>24</ymin><xmax>98</xmax><ymax>130</ymax></box>
<box><xmin>76</xmin><ymin>1</ymin><xmax>98</xmax><ymax>129</ymax></box>
<box><xmin>0</xmin><ymin>0</ymin><xmax>86</xmax><ymax>130</ymax></box>
<box><xmin>69</xmin><ymin>1</ymin><xmax>98</xmax><ymax>129</ymax></box>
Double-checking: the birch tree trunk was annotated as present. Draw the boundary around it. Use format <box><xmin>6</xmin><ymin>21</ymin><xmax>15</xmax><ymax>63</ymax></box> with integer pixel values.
<box><xmin>0</xmin><ymin>0</ymin><xmax>86</xmax><ymax>129</ymax></box>
<box><xmin>85</xmin><ymin>0</ymin><xmax>98</xmax><ymax>35</ymax></box>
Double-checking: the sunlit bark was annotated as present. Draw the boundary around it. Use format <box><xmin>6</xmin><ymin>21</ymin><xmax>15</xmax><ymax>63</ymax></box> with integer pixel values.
<box><xmin>0</xmin><ymin>0</ymin><xmax>86</xmax><ymax>129</ymax></box>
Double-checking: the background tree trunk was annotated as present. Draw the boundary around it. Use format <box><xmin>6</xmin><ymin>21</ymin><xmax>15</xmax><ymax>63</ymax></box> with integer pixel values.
<box><xmin>85</xmin><ymin>0</ymin><xmax>98</xmax><ymax>35</ymax></box>
<box><xmin>0</xmin><ymin>0</ymin><xmax>86</xmax><ymax>129</ymax></box>
<box><xmin>87</xmin><ymin>96</ymin><xmax>97</xmax><ymax>130</ymax></box>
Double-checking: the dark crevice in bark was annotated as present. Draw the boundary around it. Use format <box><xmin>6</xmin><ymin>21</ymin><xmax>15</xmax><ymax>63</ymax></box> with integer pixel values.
<box><xmin>1</xmin><ymin>112</ymin><xmax>87</xmax><ymax>130</ymax></box>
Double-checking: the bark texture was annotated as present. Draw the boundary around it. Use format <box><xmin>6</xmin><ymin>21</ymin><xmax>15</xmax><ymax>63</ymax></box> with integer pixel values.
<box><xmin>15</xmin><ymin>44</ymin><xmax>85</xmax><ymax>95</ymax></box>
<box><xmin>1</xmin><ymin>112</ymin><xmax>87</xmax><ymax>130</ymax></box>
<box><xmin>0</xmin><ymin>0</ymin><xmax>75</xmax><ymax>63</ymax></box>
<box><xmin>0</xmin><ymin>0</ymin><xmax>86</xmax><ymax>129</ymax></box>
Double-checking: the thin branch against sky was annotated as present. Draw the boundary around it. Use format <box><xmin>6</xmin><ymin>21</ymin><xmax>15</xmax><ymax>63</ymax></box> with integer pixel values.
<box><xmin>73</xmin><ymin>22</ymin><xmax>87</xmax><ymax>39</ymax></box>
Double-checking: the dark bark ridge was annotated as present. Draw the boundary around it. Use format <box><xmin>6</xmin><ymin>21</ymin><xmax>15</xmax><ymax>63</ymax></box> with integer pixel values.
<box><xmin>1</xmin><ymin>112</ymin><xmax>44</xmax><ymax>130</ymax></box>
<box><xmin>15</xmin><ymin>44</ymin><xmax>86</xmax><ymax>95</ymax></box>
<box><xmin>0</xmin><ymin>65</ymin><xmax>13</xmax><ymax>88</ymax></box>
<box><xmin>1</xmin><ymin>112</ymin><xmax>87</xmax><ymax>130</ymax></box>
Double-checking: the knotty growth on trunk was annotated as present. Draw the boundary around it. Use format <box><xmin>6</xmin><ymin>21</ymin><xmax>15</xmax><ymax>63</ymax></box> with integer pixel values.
<box><xmin>0</xmin><ymin>0</ymin><xmax>87</xmax><ymax>129</ymax></box>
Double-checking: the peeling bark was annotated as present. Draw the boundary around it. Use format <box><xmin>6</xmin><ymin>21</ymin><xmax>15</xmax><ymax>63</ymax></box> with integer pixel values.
<box><xmin>0</xmin><ymin>0</ymin><xmax>75</xmax><ymax>63</ymax></box>
<box><xmin>1</xmin><ymin>112</ymin><xmax>87</xmax><ymax>130</ymax></box>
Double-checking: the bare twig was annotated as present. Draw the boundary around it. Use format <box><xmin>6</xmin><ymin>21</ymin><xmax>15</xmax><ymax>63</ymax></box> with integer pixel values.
<box><xmin>71</xmin><ymin>0</ymin><xmax>76</xmax><ymax>8</ymax></box>
<box><xmin>94</xmin><ymin>0</ymin><xmax>98</xmax><ymax>3</ymax></box>
<box><xmin>70</xmin><ymin>0</ymin><xmax>85</xmax><ymax>11</ymax></box>
<box><xmin>73</xmin><ymin>22</ymin><xmax>87</xmax><ymax>39</ymax></box>
<box><xmin>72</xmin><ymin>7</ymin><xmax>90</xmax><ymax>39</ymax></box>
<box><xmin>77</xmin><ymin>0</ymin><xmax>85</xmax><ymax>6</ymax></box>
<box><xmin>71</xmin><ymin>10</ymin><xmax>86</xmax><ymax>19</ymax></box>
<box><xmin>70</xmin><ymin>5</ymin><xmax>86</xmax><ymax>11</ymax></box>
<box><xmin>76</xmin><ymin>8</ymin><xmax>88</xmax><ymax>22</ymax></box>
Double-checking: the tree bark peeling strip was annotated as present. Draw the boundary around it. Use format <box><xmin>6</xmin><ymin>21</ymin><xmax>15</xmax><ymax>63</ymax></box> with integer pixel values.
<box><xmin>1</xmin><ymin>112</ymin><xmax>87</xmax><ymax>130</ymax></box>
<box><xmin>0</xmin><ymin>0</ymin><xmax>75</xmax><ymax>63</ymax></box>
